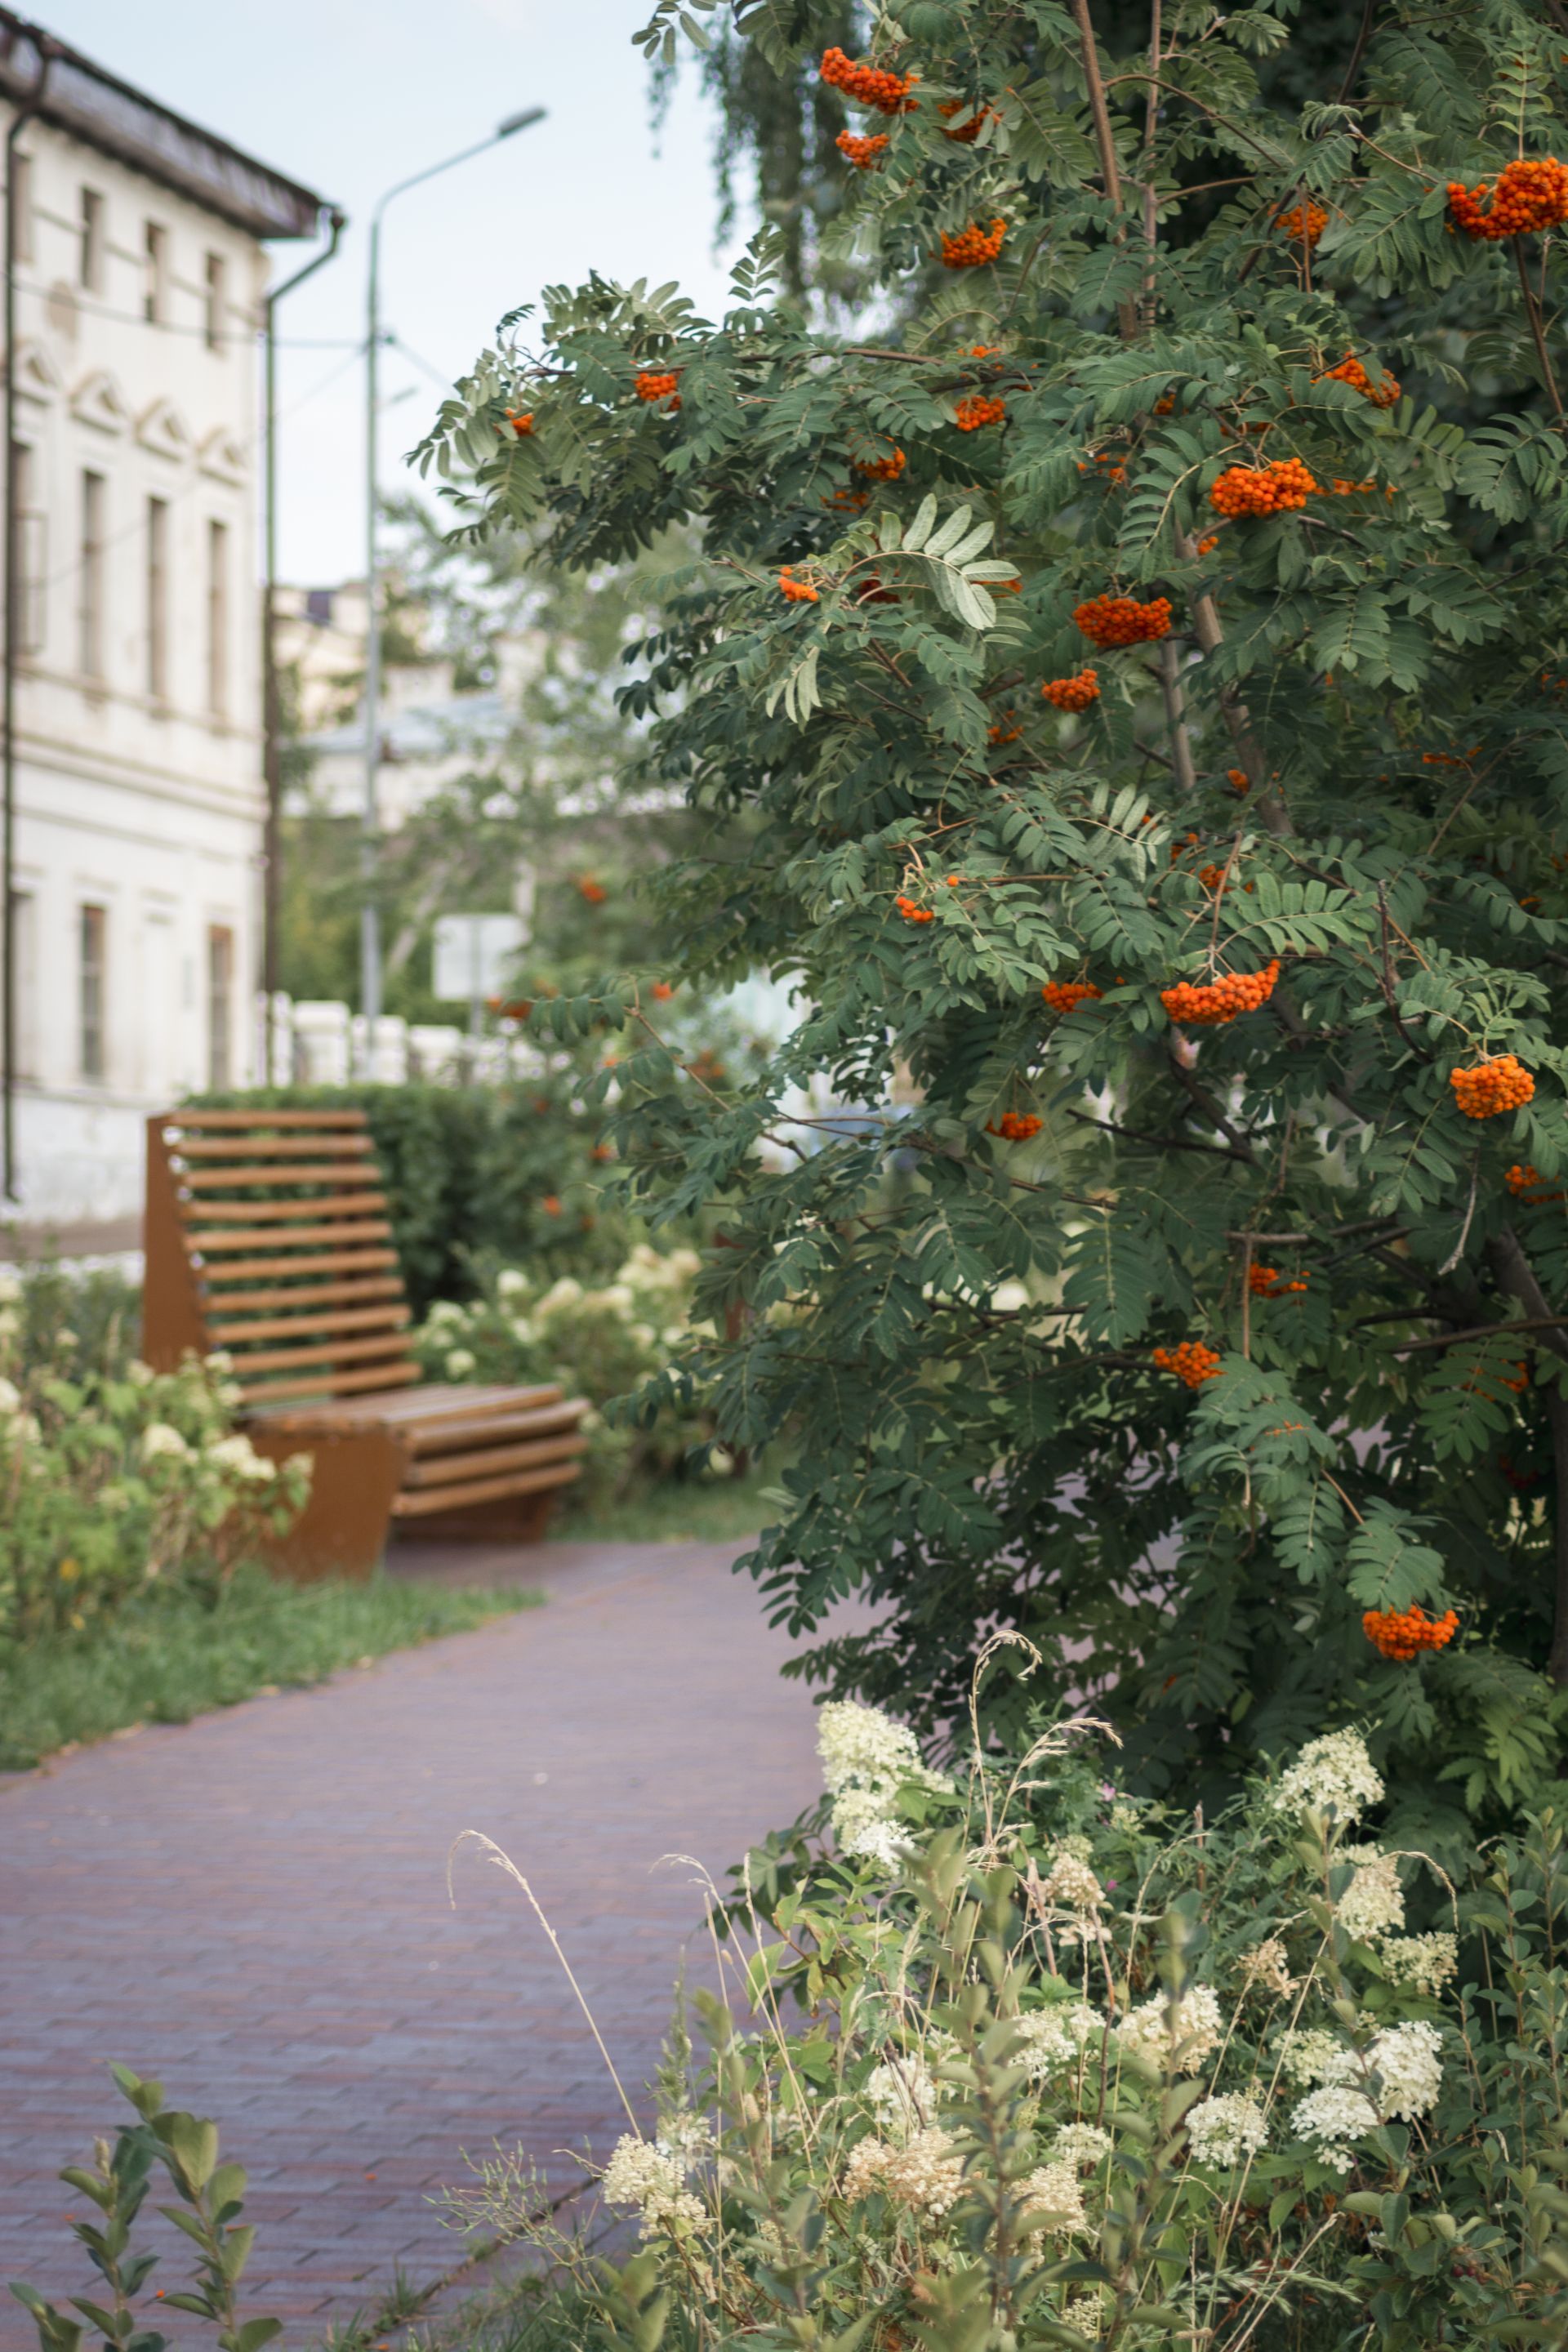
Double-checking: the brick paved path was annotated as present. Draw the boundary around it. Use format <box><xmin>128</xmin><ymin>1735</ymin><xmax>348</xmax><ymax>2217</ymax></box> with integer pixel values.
<box><xmin>0</xmin><ymin>1541</ymin><xmax>828</xmax><ymax>2346</ymax></box>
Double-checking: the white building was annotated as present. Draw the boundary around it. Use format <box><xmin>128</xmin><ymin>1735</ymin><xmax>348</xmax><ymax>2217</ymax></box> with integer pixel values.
<box><xmin>0</xmin><ymin>12</ymin><xmax>328</xmax><ymax>1247</ymax></box>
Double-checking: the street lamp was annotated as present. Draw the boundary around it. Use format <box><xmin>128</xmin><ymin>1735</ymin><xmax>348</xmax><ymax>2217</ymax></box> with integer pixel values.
<box><xmin>360</xmin><ymin>106</ymin><xmax>546</xmax><ymax>1052</ymax></box>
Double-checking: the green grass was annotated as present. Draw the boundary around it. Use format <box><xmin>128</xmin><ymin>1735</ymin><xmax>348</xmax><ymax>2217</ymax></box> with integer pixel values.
<box><xmin>0</xmin><ymin>1566</ymin><xmax>541</xmax><ymax>1772</ymax></box>
<box><xmin>561</xmin><ymin>1456</ymin><xmax>787</xmax><ymax>1546</ymax></box>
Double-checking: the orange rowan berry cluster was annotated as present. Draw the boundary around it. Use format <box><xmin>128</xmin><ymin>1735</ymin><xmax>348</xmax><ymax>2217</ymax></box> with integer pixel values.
<box><xmin>1153</xmin><ymin>394</ymin><xmax>1176</xmax><ymax>416</ymax></box>
<box><xmin>1363</xmin><ymin>1604</ymin><xmax>1459</xmax><ymax>1663</ymax></box>
<box><xmin>820</xmin><ymin>47</ymin><xmax>919</xmax><ymax>111</ymax></box>
<box><xmin>1227</xmin><ymin>767</ymin><xmax>1251</xmax><ymax>795</ymax></box>
<box><xmin>1506</xmin><ymin>1161</ymin><xmax>1565</xmax><ymax>1203</ymax></box>
<box><xmin>1448</xmin><ymin>158</ymin><xmax>1568</xmax><ymax>239</ymax></box>
<box><xmin>1170</xmin><ymin>830</ymin><xmax>1200</xmax><ymax>868</ymax></box>
<box><xmin>1078</xmin><ymin>450</ymin><xmax>1128</xmax><ymax>487</ymax></box>
<box><xmin>836</xmin><ymin>131</ymin><xmax>889</xmax><ymax>168</ymax></box>
<box><xmin>988</xmin><ymin>714</ymin><xmax>1022</xmax><ymax>745</ymax></box>
<box><xmin>988</xmin><ymin>1111</ymin><xmax>1043</xmax><ymax>1141</ymax></box>
<box><xmin>778</xmin><ymin>567</ymin><xmax>820</xmax><ymax>604</ymax></box>
<box><xmin>651</xmin><ymin>980</ymin><xmax>675</xmax><ymax>1001</ymax></box>
<box><xmin>1073</xmin><ymin>595</ymin><xmax>1173</xmax><ymax>648</ymax></box>
<box><xmin>1318</xmin><ymin>351</ymin><xmax>1401</xmax><ymax>408</ymax></box>
<box><xmin>1330</xmin><ymin>477</ymin><xmax>1377</xmax><ymax>497</ymax></box>
<box><xmin>1042</xmin><ymin>668</ymin><xmax>1100</xmax><ymax>710</ymax></box>
<box><xmin>895</xmin><ymin>893</ymin><xmax>934</xmax><ymax>924</ymax></box>
<box><xmin>1160</xmin><ymin>960</ymin><xmax>1281</xmax><ymax>1026</ymax></box>
<box><xmin>955</xmin><ymin>393</ymin><xmax>1007</xmax><ymax>431</ymax></box>
<box><xmin>941</xmin><ymin>218</ymin><xmax>1007</xmax><ymax>268</ymax></box>
<box><xmin>938</xmin><ymin>99</ymin><xmax>998</xmax><ymax>142</ymax></box>
<box><xmin>635</xmin><ymin>371</ymin><xmax>681</xmax><ymax>408</ymax></box>
<box><xmin>1196</xmin><ymin>534</ymin><xmax>1219</xmax><ymax>555</ymax></box>
<box><xmin>1249</xmin><ymin>1263</ymin><xmax>1309</xmax><ymax>1297</ymax></box>
<box><xmin>1198</xmin><ymin>863</ymin><xmax>1229</xmax><ymax>892</ymax></box>
<box><xmin>1450</xmin><ymin>1054</ymin><xmax>1535</xmax><ymax>1118</ymax></box>
<box><xmin>1277</xmin><ymin>200</ymin><xmax>1328</xmax><ymax>247</ymax></box>
<box><xmin>1209</xmin><ymin>457</ymin><xmax>1318</xmax><ymax>518</ymax></box>
<box><xmin>855</xmin><ymin>445</ymin><xmax>906</xmax><ymax>480</ymax></box>
<box><xmin>824</xmin><ymin>483</ymin><xmax>871</xmax><ymax>513</ymax></box>
<box><xmin>1153</xmin><ymin>1340</ymin><xmax>1223</xmax><ymax>1388</ymax></box>
<box><xmin>577</xmin><ymin>876</ymin><xmax>607</xmax><ymax>905</ymax></box>
<box><xmin>503</xmin><ymin>409</ymin><xmax>534</xmax><ymax>436</ymax></box>
<box><xmin>1042</xmin><ymin>980</ymin><xmax>1103</xmax><ymax>1013</ymax></box>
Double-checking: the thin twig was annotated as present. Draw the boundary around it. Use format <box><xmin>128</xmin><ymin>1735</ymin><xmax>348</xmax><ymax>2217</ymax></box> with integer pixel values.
<box><xmin>1336</xmin><ymin>0</ymin><xmax>1379</xmax><ymax>105</ymax></box>
<box><xmin>1513</xmin><ymin>239</ymin><xmax>1566</xmax><ymax>425</ymax></box>
<box><xmin>1388</xmin><ymin>1316</ymin><xmax>1568</xmax><ymax>1356</ymax></box>
<box><xmin>1437</xmin><ymin>1150</ymin><xmax>1481</xmax><ymax>1277</ymax></box>
<box><xmin>1070</xmin><ymin>0</ymin><xmax>1140</xmax><ymax>339</ymax></box>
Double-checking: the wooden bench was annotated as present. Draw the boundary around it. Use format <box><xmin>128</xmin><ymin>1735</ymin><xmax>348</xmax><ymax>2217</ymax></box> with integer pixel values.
<box><xmin>142</xmin><ymin>1106</ymin><xmax>588</xmax><ymax>1576</ymax></box>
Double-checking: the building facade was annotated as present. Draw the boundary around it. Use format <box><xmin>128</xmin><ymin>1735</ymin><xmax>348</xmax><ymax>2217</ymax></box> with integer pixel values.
<box><xmin>0</xmin><ymin>12</ymin><xmax>327</xmax><ymax>1243</ymax></box>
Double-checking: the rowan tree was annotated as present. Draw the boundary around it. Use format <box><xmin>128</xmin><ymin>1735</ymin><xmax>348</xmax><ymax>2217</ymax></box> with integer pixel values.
<box><xmin>422</xmin><ymin>0</ymin><xmax>1568</xmax><ymax>1840</ymax></box>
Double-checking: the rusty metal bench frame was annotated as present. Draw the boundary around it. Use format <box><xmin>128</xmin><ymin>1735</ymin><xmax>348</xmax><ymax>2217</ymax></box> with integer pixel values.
<box><xmin>142</xmin><ymin>1106</ymin><xmax>587</xmax><ymax>1576</ymax></box>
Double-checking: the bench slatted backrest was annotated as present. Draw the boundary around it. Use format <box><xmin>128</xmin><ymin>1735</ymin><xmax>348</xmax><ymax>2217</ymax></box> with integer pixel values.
<box><xmin>145</xmin><ymin>1108</ymin><xmax>421</xmax><ymax>1408</ymax></box>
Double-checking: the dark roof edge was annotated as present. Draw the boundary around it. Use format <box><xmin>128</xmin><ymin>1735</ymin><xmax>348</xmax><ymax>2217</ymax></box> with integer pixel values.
<box><xmin>0</xmin><ymin>9</ymin><xmax>332</xmax><ymax>239</ymax></box>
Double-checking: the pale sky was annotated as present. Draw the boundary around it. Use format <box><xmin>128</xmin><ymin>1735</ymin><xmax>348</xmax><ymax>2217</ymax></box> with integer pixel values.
<box><xmin>38</xmin><ymin>0</ymin><xmax>750</xmax><ymax>583</ymax></box>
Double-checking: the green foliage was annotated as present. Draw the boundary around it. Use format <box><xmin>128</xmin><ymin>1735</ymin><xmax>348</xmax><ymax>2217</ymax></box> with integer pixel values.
<box><xmin>413</xmin><ymin>1239</ymin><xmax>734</xmax><ymax>1499</ymax></box>
<box><xmin>446</xmin><ymin>1703</ymin><xmax>1568</xmax><ymax>2351</ymax></box>
<box><xmin>0</xmin><ymin>1282</ymin><xmax>309</xmax><ymax>1656</ymax></box>
<box><xmin>420</xmin><ymin>0</ymin><xmax>1568</xmax><ymax>1836</ymax></box>
<box><xmin>9</xmin><ymin>2067</ymin><xmax>279</xmax><ymax>2352</ymax></box>
<box><xmin>0</xmin><ymin>1563</ymin><xmax>538</xmax><ymax>1771</ymax></box>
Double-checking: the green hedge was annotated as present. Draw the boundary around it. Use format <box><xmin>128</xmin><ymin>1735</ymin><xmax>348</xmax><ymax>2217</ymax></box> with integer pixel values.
<box><xmin>186</xmin><ymin>1080</ymin><xmax>628</xmax><ymax>1316</ymax></box>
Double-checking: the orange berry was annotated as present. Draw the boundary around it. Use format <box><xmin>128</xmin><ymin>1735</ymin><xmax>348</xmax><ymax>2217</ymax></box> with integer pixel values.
<box><xmin>634</xmin><ymin>370</ymin><xmax>681</xmax><ymax>410</ymax></box>
<box><xmin>1160</xmin><ymin>960</ymin><xmax>1281</xmax><ymax>1027</ymax></box>
<box><xmin>1450</xmin><ymin>1054</ymin><xmax>1535</xmax><ymax>1119</ymax></box>
<box><xmin>853</xmin><ymin>444</ymin><xmax>906</xmax><ymax>482</ymax></box>
<box><xmin>1362</xmin><ymin>1603</ymin><xmax>1459</xmax><ymax>1661</ymax></box>
<box><xmin>1152</xmin><ymin>1340</ymin><xmax>1223</xmax><ymax>1389</ymax></box>
<box><xmin>894</xmin><ymin>893</ymin><xmax>935</xmax><ymax>924</ymax></box>
<box><xmin>778</xmin><ymin>566</ymin><xmax>820</xmax><ymax>604</ymax></box>
<box><xmin>987</xmin><ymin>1110</ymin><xmax>1043</xmax><ymax>1141</ymax></box>
<box><xmin>1448</xmin><ymin>158</ymin><xmax>1568</xmax><ymax>240</ymax></box>
<box><xmin>820</xmin><ymin>47</ymin><xmax>919</xmax><ymax>114</ymax></box>
<box><xmin>954</xmin><ymin>393</ymin><xmax>1007</xmax><ymax>431</ymax></box>
<box><xmin>836</xmin><ymin>131</ymin><xmax>890</xmax><ymax>168</ymax></box>
<box><xmin>1042</xmin><ymin>980</ymin><xmax>1102</xmax><ymax>1014</ymax></box>
<box><xmin>1041</xmin><ymin>668</ymin><xmax>1100</xmax><ymax>710</ymax></box>
<box><xmin>1072</xmin><ymin>595</ymin><xmax>1173</xmax><ymax>648</ymax></box>
<box><xmin>940</xmin><ymin>217</ymin><xmax>1007</xmax><ymax>268</ymax></box>
<box><xmin>503</xmin><ymin>409</ymin><xmax>534</xmax><ymax>436</ymax></box>
<box><xmin>1209</xmin><ymin>457</ymin><xmax>1318</xmax><ymax>519</ymax></box>
<box><xmin>1276</xmin><ymin>200</ymin><xmax>1328</xmax><ymax>247</ymax></box>
<box><xmin>1316</xmin><ymin>350</ymin><xmax>1401</xmax><ymax>408</ymax></box>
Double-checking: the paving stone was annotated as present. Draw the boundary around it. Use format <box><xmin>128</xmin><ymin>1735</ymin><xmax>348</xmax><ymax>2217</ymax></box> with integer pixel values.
<box><xmin>0</xmin><ymin>1540</ymin><xmax>828</xmax><ymax>2347</ymax></box>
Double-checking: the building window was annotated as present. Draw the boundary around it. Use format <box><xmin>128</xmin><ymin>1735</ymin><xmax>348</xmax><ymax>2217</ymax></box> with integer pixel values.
<box><xmin>79</xmin><ymin>903</ymin><xmax>107</xmax><ymax>1080</ymax></box>
<box><xmin>143</xmin><ymin>221</ymin><xmax>167</xmax><ymax>323</ymax></box>
<box><xmin>146</xmin><ymin>496</ymin><xmax>169</xmax><ymax>699</ymax></box>
<box><xmin>11</xmin><ymin>441</ymin><xmax>45</xmax><ymax>656</ymax></box>
<box><xmin>79</xmin><ymin>187</ymin><xmax>105</xmax><ymax>294</ymax></box>
<box><xmin>206</xmin><ymin>518</ymin><xmax>228</xmax><ymax>715</ymax></box>
<box><xmin>203</xmin><ymin>251</ymin><xmax>225</xmax><ymax>350</ymax></box>
<box><xmin>7</xmin><ymin>889</ymin><xmax>37</xmax><ymax>1079</ymax></box>
<box><xmin>78</xmin><ymin>470</ymin><xmax>105</xmax><ymax>679</ymax></box>
<box><xmin>12</xmin><ymin>151</ymin><xmax>33</xmax><ymax>266</ymax></box>
<box><xmin>207</xmin><ymin>925</ymin><xmax>234</xmax><ymax>1089</ymax></box>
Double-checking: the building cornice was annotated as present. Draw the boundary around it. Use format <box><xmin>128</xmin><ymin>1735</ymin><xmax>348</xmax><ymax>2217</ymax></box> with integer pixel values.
<box><xmin>0</xmin><ymin>11</ymin><xmax>329</xmax><ymax>240</ymax></box>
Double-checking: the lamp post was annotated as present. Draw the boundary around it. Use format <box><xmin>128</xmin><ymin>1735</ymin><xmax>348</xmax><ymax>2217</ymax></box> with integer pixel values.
<box><xmin>360</xmin><ymin>107</ymin><xmax>545</xmax><ymax>1057</ymax></box>
<box><xmin>262</xmin><ymin>204</ymin><xmax>345</xmax><ymax>1085</ymax></box>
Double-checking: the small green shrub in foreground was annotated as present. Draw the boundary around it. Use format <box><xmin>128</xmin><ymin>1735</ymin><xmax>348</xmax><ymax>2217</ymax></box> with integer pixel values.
<box><xmin>452</xmin><ymin>1684</ymin><xmax>1568</xmax><ymax>2350</ymax></box>
<box><xmin>0</xmin><ymin>1566</ymin><xmax>539</xmax><ymax>1771</ymax></box>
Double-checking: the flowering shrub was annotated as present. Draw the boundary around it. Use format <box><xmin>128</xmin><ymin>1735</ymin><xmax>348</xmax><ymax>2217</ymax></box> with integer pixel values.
<box><xmin>0</xmin><ymin>1334</ymin><xmax>309</xmax><ymax>1652</ymax></box>
<box><xmin>458</xmin><ymin>1699</ymin><xmax>1568</xmax><ymax>2350</ymax></box>
<box><xmin>411</xmin><ymin>1241</ymin><xmax>721</xmax><ymax>1495</ymax></box>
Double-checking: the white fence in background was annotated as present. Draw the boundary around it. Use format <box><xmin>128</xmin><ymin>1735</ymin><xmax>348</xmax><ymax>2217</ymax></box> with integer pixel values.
<box><xmin>252</xmin><ymin>994</ymin><xmax>548</xmax><ymax>1090</ymax></box>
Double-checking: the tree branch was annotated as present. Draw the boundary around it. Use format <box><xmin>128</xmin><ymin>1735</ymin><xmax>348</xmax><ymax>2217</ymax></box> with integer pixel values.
<box><xmin>1069</xmin><ymin>0</ymin><xmax>1140</xmax><ymax>340</ymax></box>
<box><xmin>1336</xmin><ymin>0</ymin><xmax>1379</xmax><ymax>105</ymax></box>
<box><xmin>1065</xmin><ymin>1107</ymin><xmax>1248</xmax><ymax>1160</ymax></box>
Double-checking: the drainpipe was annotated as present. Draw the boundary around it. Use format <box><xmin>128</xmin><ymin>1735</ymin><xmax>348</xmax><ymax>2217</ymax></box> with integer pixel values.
<box><xmin>261</xmin><ymin>204</ymin><xmax>345</xmax><ymax>1083</ymax></box>
<box><xmin>2</xmin><ymin>37</ymin><xmax>54</xmax><ymax>1201</ymax></box>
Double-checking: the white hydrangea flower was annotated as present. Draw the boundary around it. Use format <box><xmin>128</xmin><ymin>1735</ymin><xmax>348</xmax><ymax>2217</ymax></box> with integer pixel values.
<box><xmin>1038</xmin><ymin>1851</ymin><xmax>1106</xmax><ymax>1914</ymax></box>
<box><xmin>140</xmin><ymin>1422</ymin><xmax>189</xmax><ymax>1462</ymax></box>
<box><xmin>206</xmin><ymin>1432</ymin><xmax>275</xmax><ymax>1481</ymax></box>
<box><xmin>866</xmin><ymin>2058</ymin><xmax>938</xmax><ymax>2136</ymax></box>
<box><xmin>818</xmin><ymin>1699</ymin><xmax>924</xmax><ymax>1793</ymax></box>
<box><xmin>538</xmin><ymin>1277</ymin><xmax>584</xmax><ymax>1312</ymax></box>
<box><xmin>1062</xmin><ymin>2295</ymin><xmax>1107</xmax><ymax>2341</ymax></box>
<box><xmin>509</xmin><ymin>1317</ymin><xmax>535</xmax><ymax>1345</ymax></box>
<box><xmin>444</xmin><ymin>1348</ymin><xmax>477</xmax><ymax>1379</ymax></box>
<box><xmin>599</xmin><ymin>2135</ymin><xmax>706</xmax><ymax>2237</ymax></box>
<box><xmin>1367</xmin><ymin>2021</ymin><xmax>1442</xmax><ymax>2121</ymax></box>
<box><xmin>1117</xmin><ymin>1984</ymin><xmax>1225</xmax><ymax>2075</ymax></box>
<box><xmin>842</xmin><ymin>2127</ymin><xmax>963</xmax><ymax>2214</ymax></box>
<box><xmin>1379</xmin><ymin>1931</ymin><xmax>1459</xmax><ymax>1996</ymax></box>
<box><xmin>1013</xmin><ymin>2004</ymin><xmax>1104</xmax><ymax>2078</ymax></box>
<box><xmin>127</xmin><ymin>1361</ymin><xmax>156</xmax><ymax>1388</ymax></box>
<box><xmin>1052</xmin><ymin>2123</ymin><xmax>1112</xmax><ymax>2171</ymax></box>
<box><xmin>1237</xmin><ymin>1937</ymin><xmax>1298</xmax><ymax>2000</ymax></box>
<box><xmin>1020</xmin><ymin>2161</ymin><xmax>1086</xmax><ymax>2234</ymax></box>
<box><xmin>1337</xmin><ymin>1846</ymin><xmax>1405</xmax><ymax>1941</ymax></box>
<box><xmin>1273</xmin><ymin>1729</ymin><xmax>1384</xmax><ymax>1824</ymax></box>
<box><xmin>1290</xmin><ymin>2084</ymin><xmax>1380</xmax><ymax>2172</ymax></box>
<box><xmin>654</xmin><ymin>2111</ymin><xmax>714</xmax><ymax>2166</ymax></box>
<box><xmin>667</xmin><ymin>1248</ymin><xmax>702</xmax><ymax>1282</ymax></box>
<box><xmin>1187</xmin><ymin>2093</ymin><xmax>1269</xmax><ymax>2167</ymax></box>
<box><xmin>496</xmin><ymin>1268</ymin><xmax>529</xmax><ymax>1302</ymax></box>
<box><xmin>831</xmin><ymin>1784</ymin><xmax>908</xmax><ymax>1870</ymax></box>
<box><xmin>425</xmin><ymin>1300</ymin><xmax>466</xmax><ymax>1330</ymax></box>
<box><xmin>0</xmin><ymin>1374</ymin><xmax>21</xmax><ymax>1416</ymax></box>
<box><xmin>1276</xmin><ymin>2027</ymin><xmax>1360</xmax><ymax>2089</ymax></box>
